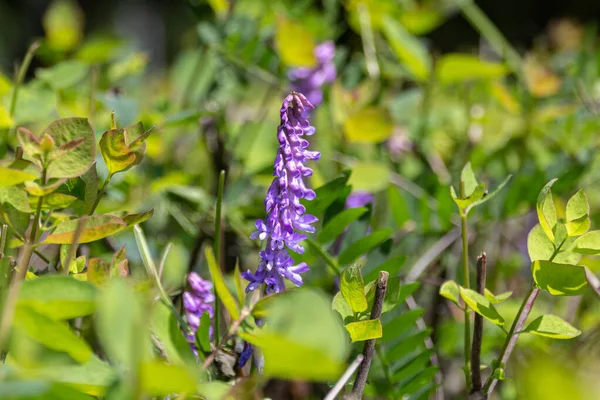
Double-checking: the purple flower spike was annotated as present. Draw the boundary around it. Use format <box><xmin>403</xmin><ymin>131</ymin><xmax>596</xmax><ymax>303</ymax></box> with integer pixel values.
<box><xmin>183</xmin><ymin>272</ymin><xmax>214</xmax><ymax>353</ymax></box>
<box><xmin>289</xmin><ymin>41</ymin><xmax>336</xmax><ymax>106</ymax></box>
<box><xmin>243</xmin><ymin>93</ymin><xmax>321</xmax><ymax>294</ymax></box>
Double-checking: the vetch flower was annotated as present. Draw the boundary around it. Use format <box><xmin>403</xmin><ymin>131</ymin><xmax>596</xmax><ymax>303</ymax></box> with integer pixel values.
<box><xmin>243</xmin><ymin>92</ymin><xmax>321</xmax><ymax>294</ymax></box>
<box><xmin>289</xmin><ymin>41</ymin><xmax>336</xmax><ymax>106</ymax></box>
<box><xmin>183</xmin><ymin>272</ymin><xmax>214</xmax><ymax>353</ymax></box>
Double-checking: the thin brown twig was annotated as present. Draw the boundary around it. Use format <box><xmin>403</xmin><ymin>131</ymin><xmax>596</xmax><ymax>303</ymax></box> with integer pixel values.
<box><xmin>352</xmin><ymin>271</ymin><xmax>388</xmax><ymax>398</ymax></box>
<box><xmin>470</xmin><ymin>253</ymin><xmax>486</xmax><ymax>397</ymax></box>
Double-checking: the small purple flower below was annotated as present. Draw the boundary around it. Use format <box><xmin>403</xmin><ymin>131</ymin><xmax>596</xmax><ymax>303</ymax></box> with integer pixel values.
<box><xmin>345</xmin><ymin>191</ymin><xmax>374</xmax><ymax>209</ymax></box>
<box><xmin>289</xmin><ymin>41</ymin><xmax>336</xmax><ymax>106</ymax></box>
<box><xmin>242</xmin><ymin>92</ymin><xmax>321</xmax><ymax>294</ymax></box>
<box><xmin>183</xmin><ymin>272</ymin><xmax>214</xmax><ymax>354</ymax></box>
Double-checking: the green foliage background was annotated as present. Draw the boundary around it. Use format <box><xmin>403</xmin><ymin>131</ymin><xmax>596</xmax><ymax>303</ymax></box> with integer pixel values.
<box><xmin>1</xmin><ymin>0</ymin><xmax>600</xmax><ymax>399</ymax></box>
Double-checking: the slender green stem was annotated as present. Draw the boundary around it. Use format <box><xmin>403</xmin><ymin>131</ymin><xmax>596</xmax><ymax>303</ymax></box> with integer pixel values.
<box><xmin>306</xmin><ymin>237</ymin><xmax>342</xmax><ymax>275</ymax></box>
<box><xmin>459</xmin><ymin>182</ymin><xmax>472</xmax><ymax>391</ymax></box>
<box><xmin>213</xmin><ymin>170</ymin><xmax>225</xmax><ymax>343</ymax></box>
<box><xmin>90</xmin><ymin>174</ymin><xmax>112</xmax><ymax>215</ymax></box>
<box><xmin>0</xmin><ymin>225</ymin><xmax>7</xmax><ymax>259</ymax></box>
<box><xmin>8</xmin><ymin>41</ymin><xmax>40</xmax><ymax>118</ymax></box>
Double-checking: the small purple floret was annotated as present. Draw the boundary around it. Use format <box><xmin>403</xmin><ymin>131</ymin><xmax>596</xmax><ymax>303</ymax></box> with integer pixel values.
<box><xmin>289</xmin><ymin>41</ymin><xmax>336</xmax><ymax>106</ymax></box>
<box><xmin>243</xmin><ymin>93</ymin><xmax>320</xmax><ymax>294</ymax></box>
<box><xmin>183</xmin><ymin>272</ymin><xmax>214</xmax><ymax>353</ymax></box>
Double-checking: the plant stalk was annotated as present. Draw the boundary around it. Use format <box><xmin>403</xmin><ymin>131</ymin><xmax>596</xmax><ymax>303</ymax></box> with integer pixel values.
<box><xmin>352</xmin><ymin>271</ymin><xmax>389</xmax><ymax>398</ymax></box>
<box><xmin>470</xmin><ymin>253</ymin><xmax>486</xmax><ymax>396</ymax></box>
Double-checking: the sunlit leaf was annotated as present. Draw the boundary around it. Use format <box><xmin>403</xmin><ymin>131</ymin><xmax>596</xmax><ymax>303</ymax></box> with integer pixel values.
<box><xmin>99</xmin><ymin>129</ymin><xmax>136</xmax><ymax>175</ymax></box>
<box><xmin>537</xmin><ymin>179</ymin><xmax>558</xmax><ymax>242</ymax></box>
<box><xmin>522</xmin><ymin>315</ymin><xmax>581</xmax><ymax>339</ymax></box>
<box><xmin>139</xmin><ymin>361</ymin><xmax>197</xmax><ymax>396</ymax></box>
<box><xmin>43</xmin><ymin>0</ymin><xmax>84</xmax><ymax>51</ymax></box>
<box><xmin>532</xmin><ymin>260</ymin><xmax>587</xmax><ymax>296</ymax></box>
<box><xmin>343</xmin><ymin>107</ymin><xmax>393</xmax><ymax>144</ymax></box>
<box><xmin>0</xmin><ymin>167</ymin><xmax>38</xmax><ymax>187</ymax></box>
<box><xmin>340</xmin><ymin>265</ymin><xmax>368</xmax><ymax>313</ymax></box>
<box><xmin>345</xmin><ymin>319</ymin><xmax>382</xmax><ymax>342</ymax></box>
<box><xmin>381</xmin><ymin>16</ymin><xmax>431</xmax><ymax>81</ymax></box>
<box><xmin>459</xmin><ymin>287</ymin><xmax>504</xmax><ymax>326</ymax></box>
<box><xmin>439</xmin><ymin>280</ymin><xmax>460</xmax><ymax>305</ymax></box>
<box><xmin>45</xmin><ymin>215</ymin><xmax>126</xmax><ymax>244</ymax></box>
<box><xmin>275</xmin><ymin>17</ymin><xmax>316</xmax><ymax>67</ymax></box>
<box><xmin>436</xmin><ymin>54</ymin><xmax>507</xmax><ymax>84</ymax></box>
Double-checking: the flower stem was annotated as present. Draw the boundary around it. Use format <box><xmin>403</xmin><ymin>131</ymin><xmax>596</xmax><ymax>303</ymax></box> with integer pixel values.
<box><xmin>306</xmin><ymin>237</ymin><xmax>341</xmax><ymax>275</ymax></box>
<box><xmin>471</xmin><ymin>253</ymin><xmax>486</xmax><ymax>394</ymax></box>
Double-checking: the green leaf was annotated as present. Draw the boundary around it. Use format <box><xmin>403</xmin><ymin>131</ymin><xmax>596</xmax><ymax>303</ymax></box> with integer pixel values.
<box><xmin>120</xmin><ymin>210</ymin><xmax>154</xmax><ymax>227</ymax></box>
<box><xmin>345</xmin><ymin>319</ymin><xmax>382</xmax><ymax>342</ymax></box>
<box><xmin>332</xmin><ymin>291</ymin><xmax>353</xmax><ymax>322</ymax></box>
<box><xmin>340</xmin><ymin>265</ymin><xmax>368</xmax><ymax>313</ymax></box>
<box><xmin>99</xmin><ymin>129</ymin><xmax>136</xmax><ymax>175</ymax></box>
<box><xmin>383</xmin><ymin>309</ymin><xmax>425</xmax><ymax>341</ymax></box>
<box><xmin>343</xmin><ymin>107</ymin><xmax>393</xmax><ymax>144</ymax></box>
<box><xmin>387</xmin><ymin>186</ymin><xmax>410</xmax><ymax>228</ymax></box>
<box><xmin>532</xmin><ymin>260</ymin><xmax>587</xmax><ymax>296</ymax></box>
<box><xmin>348</xmin><ymin>162</ymin><xmax>390</xmax><ymax>192</ymax></box>
<box><xmin>570</xmin><ymin>231</ymin><xmax>600</xmax><ymax>255</ymax></box>
<box><xmin>305</xmin><ymin>175</ymin><xmax>350</xmax><ymax>216</ymax></box>
<box><xmin>18</xmin><ymin>275</ymin><xmax>98</xmax><ymax>320</ymax></box>
<box><xmin>439</xmin><ymin>280</ymin><xmax>460</xmax><ymax>305</ymax></box>
<box><xmin>391</xmin><ymin>349</ymin><xmax>434</xmax><ymax>382</ymax></box>
<box><xmin>339</xmin><ymin>229</ymin><xmax>393</xmax><ymax>265</ymax></box>
<box><xmin>0</xmin><ymin>186</ymin><xmax>31</xmax><ymax>212</ymax></box>
<box><xmin>149</xmin><ymin>301</ymin><xmax>196</xmax><ymax>367</ymax></box>
<box><xmin>364</xmin><ymin>255</ymin><xmax>407</xmax><ymax>283</ymax></box>
<box><xmin>522</xmin><ymin>315</ymin><xmax>581</xmax><ymax>339</ymax></box>
<box><xmin>528</xmin><ymin>224</ymin><xmax>555</xmax><ymax>261</ymax></box>
<box><xmin>197</xmin><ymin>312</ymin><xmax>211</xmax><ymax>353</ymax></box>
<box><xmin>381</xmin><ymin>16</ymin><xmax>431</xmax><ymax>81</ymax></box>
<box><xmin>275</xmin><ymin>17</ymin><xmax>316</xmax><ymax>67</ymax></box>
<box><xmin>537</xmin><ymin>179</ymin><xmax>558</xmax><ymax>242</ymax></box>
<box><xmin>0</xmin><ymin>167</ymin><xmax>38</xmax><ymax>187</ymax></box>
<box><xmin>139</xmin><ymin>361</ymin><xmax>197</xmax><ymax>396</ymax></box>
<box><xmin>45</xmin><ymin>215</ymin><xmax>126</xmax><ymax>244</ymax></box>
<box><xmin>460</xmin><ymin>162</ymin><xmax>478</xmax><ymax>197</ymax></box>
<box><xmin>0</xmin><ymin>105</ymin><xmax>13</xmax><ymax>129</ymax></box>
<box><xmin>459</xmin><ymin>287</ymin><xmax>504</xmax><ymax>326</ymax></box>
<box><xmin>484</xmin><ymin>289</ymin><xmax>512</xmax><ymax>303</ymax></box>
<box><xmin>36</xmin><ymin>60</ymin><xmax>89</xmax><ymax>90</ymax></box>
<box><xmin>565</xmin><ymin>189</ymin><xmax>590</xmax><ymax>236</ymax></box>
<box><xmin>205</xmin><ymin>247</ymin><xmax>239</xmax><ymax>320</ymax></box>
<box><xmin>436</xmin><ymin>54</ymin><xmax>507</xmax><ymax>84</ymax></box>
<box><xmin>387</xmin><ymin>329</ymin><xmax>432</xmax><ymax>361</ymax></box>
<box><xmin>451</xmin><ymin>183</ymin><xmax>485</xmax><ymax>214</ymax></box>
<box><xmin>96</xmin><ymin>278</ymin><xmax>147</xmax><ymax>366</ymax></box>
<box><xmin>240</xmin><ymin>289</ymin><xmax>348</xmax><ymax>381</ymax></box>
<box><xmin>14</xmin><ymin>305</ymin><xmax>92</xmax><ymax>363</ymax></box>
<box><xmin>109</xmin><ymin>245</ymin><xmax>129</xmax><ymax>277</ymax></box>
<box><xmin>318</xmin><ymin>207</ymin><xmax>368</xmax><ymax>243</ymax></box>
<box><xmin>234</xmin><ymin>261</ymin><xmax>245</xmax><ymax>305</ymax></box>
<box><xmin>467</xmin><ymin>174</ymin><xmax>512</xmax><ymax>210</ymax></box>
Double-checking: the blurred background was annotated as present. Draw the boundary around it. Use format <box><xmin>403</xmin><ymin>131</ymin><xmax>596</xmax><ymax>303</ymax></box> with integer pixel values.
<box><xmin>2</xmin><ymin>0</ymin><xmax>600</xmax><ymax>399</ymax></box>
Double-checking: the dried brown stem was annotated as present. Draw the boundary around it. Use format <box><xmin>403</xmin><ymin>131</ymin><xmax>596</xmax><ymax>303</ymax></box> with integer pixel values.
<box><xmin>470</xmin><ymin>253</ymin><xmax>486</xmax><ymax>396</ymax></box>
<box><xmin>352</xmin><ymin>271</ymin><xmax>389</xmax><ymax>398</ymax></box>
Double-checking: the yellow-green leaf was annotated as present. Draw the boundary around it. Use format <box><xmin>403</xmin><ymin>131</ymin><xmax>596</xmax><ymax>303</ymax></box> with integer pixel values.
<box><xmin>343</xmin><ymin>107</ymin><xmax>393</xmax><ymax>143</ymax></box>
<box><xmin>381</xmin><ymin>16</ymin><xmax>431</xmax><ymax>81</ymax></box>
<box><xmin>439</xmin><ymin>280</ymin><xmax>460</xmax><ymax>305</ymax></box>
<box><xmin>537</xmin><ymin>179</ymin><xmax>558</xmax><ymax>242</ymax></box>
<box><xmin>42</xmin><ymin>0</ymin><xmax>84</xmax><ymax>51</ymax></box>
<box><xmin>99</xmin><ymin>129</ymin><xmax>136</xmax><ymax>175</ymax></box>
<box><xmin>0</xmin><ymin>104</ymin><xmax>13</xmax><ymax>129</ymax></box>
<box><xmin>340</xmin><ymin>265</ymin><xmax>368</xmax><ymax>313</ymax></box>
<box><xmin>275</xmin><ymin>18</ymin><xmax>316</xmax><ymax>67</ymax></box>
<box><xmin>436</xmin><ymin>54</ymin><xmax>507</xmax><ymax>84</ymax></box>
<box><xmin>532</xmin><ymin>260</ymin><xmax>587</xmax><ymax>296</ymax></box>
<box><xmin>348</xmin><ymin>162</ymin><xmax>390</xmax><ymax>192</ymax></box>
<box><xmin>45</xmin><ymin>215</ymin><xmax>126</xmax><ymax>244</ymax></box>
<box><xmin>459</xmin><ymin>287</ymin><xmax>504</xmax><ymax>326</ymax></box>
<box><xmin>522</xmin><ymin>315</ymin><xmax>581</xmax><ymax>339</ymax></box>
<box><xmin>0</xmin><ymin>167</ymin><xmax>38</xmax><ymax>187</ymax></box>
<box><xmin>345</xmin><ymin>319</ymin><xmax>382</xmax><ymax>342</ymax></box>
<box><xmin>570</xmin><ymin>231</ymin><xmax>600</xmax><ymax>255</ymax></box>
